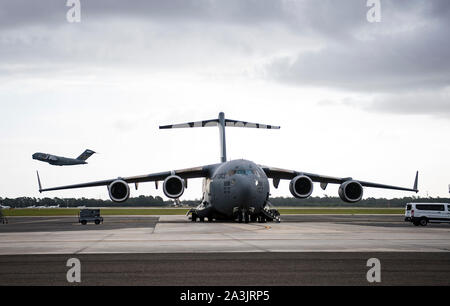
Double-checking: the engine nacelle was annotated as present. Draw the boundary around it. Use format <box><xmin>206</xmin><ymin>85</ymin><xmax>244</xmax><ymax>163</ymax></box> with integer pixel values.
<box><xmin>289</xmin><ymin>175</ymin><xmax>314</xmax><ymax>199</ymax></box>
<box><xmin>163</xmin><ymin>175</ymin><xmax>185</xmax><ymax>199</ymax></box>
<box><xmin>338</xmin><ymin>180</ymin><xmax>363</xmax><ymax>203</ymax></box>
<box><xmin>108</xmin><ymin>179</ymin><xmax>130</xmax><ymax>203</ymax></box>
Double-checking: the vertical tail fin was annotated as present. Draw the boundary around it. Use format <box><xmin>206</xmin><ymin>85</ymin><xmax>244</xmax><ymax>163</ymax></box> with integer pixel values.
<box><xmin>159</xmin><ymin>112</ymin><xmax>280</xmax><ymax>163</ymax></box>
<box><xmin>77</xmin><ymin>149</ymin><xmax>96</xmax><ymax>161</ymax></box>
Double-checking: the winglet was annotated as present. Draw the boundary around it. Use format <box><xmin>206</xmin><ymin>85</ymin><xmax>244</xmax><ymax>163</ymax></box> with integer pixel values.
<box><xmin>36</xmin><ymin>171</ymin><xmax>42</xmax><ymax>193</ymax></box>
<box><xmin>413</xmin><ymin>171</ymin><xmax>419</xmax><ymax>192</ymax></box>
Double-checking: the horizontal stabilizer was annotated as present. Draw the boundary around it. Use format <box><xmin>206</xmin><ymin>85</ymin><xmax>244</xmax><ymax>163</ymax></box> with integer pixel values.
<box><xmin>159</xmin><ymin>112</ymin><xmax>279</xmax><ymax>163</ymax></box>
<box><xmin>225</xmin><ymin>119</ymin><xmax>280</xmax><ymax>129</ymax></box>
<box><xmin>159</xmin><ymin>119</ymin><xmax>218</xmax><ymax>129</ymax></box>
<box><xmin>159</xmin><ymin>118</ymin><xmax>280</xmax><ymax>129</ymax></box>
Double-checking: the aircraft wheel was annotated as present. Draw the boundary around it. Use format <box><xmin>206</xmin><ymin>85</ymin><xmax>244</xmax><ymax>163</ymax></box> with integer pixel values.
<box><xmin>250</xmin><ymin>215</ymin><xmax>257</xmax><ymax>222</ymax></box>
<box><xmin>238</xmin><ymin>212</ymin><xmax>243</xmax><ymax>223</ymax></box>
<box><xmin>191</xmin><ymin>214</ymin><xmax>197</xmax><ymax>222</ymax></box>
<box><xmin>419</xmin><ymin>218</ymin><xmax>428</xmax><ymax>226</ymax></box>
<box><xmin>244</xmin><ymin>213</ymin><xmax>249</xmax><ymax>223</ymax></box>
<box><xmin>200</xmin><ymin>217</ymin><xmax>205</xmax><ymax>222</ymax></box>
<box><xmin>207</xmin><ymin>217</ymin><xmax>213</xmax><ymax>222</ymax></box>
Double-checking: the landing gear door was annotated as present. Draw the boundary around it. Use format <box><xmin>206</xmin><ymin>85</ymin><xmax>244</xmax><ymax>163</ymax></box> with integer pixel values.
<box><xmin>203</xmin><ymin>178</ymin><xmax>212</xmax><ymax>203</ymax></box>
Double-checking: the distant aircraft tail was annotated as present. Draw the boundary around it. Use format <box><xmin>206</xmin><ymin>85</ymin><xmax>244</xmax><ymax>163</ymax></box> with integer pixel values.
<box><xmin>76</xmin><ymin>149</ymin><xmax>96</xmax><ymax>161</ymax></box>
<box><xmin>160</xmin><ymin>112</ymin><xmax>280</xmax><ymax>163</ymax></box>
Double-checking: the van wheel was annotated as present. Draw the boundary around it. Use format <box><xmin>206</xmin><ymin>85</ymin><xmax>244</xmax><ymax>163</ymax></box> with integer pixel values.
<box><xmin>81</xmin><ymin>220</ymin><xmax>87</xmax><ymax>225</ymax></box>
<box><xmin>419</xmin><ymin>218</ymin><xmax>428</xmax><ymax>226</ymax></box>
<box><xmin>95</xmin><ymin>219</ymin><xmax>100</xmax><ymax>225</ymax></box>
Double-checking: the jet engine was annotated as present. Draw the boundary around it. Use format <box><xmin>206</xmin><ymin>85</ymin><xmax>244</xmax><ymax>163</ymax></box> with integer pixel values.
<box><xmin>289</xmin><ymin>175</ymin><xmax>314</xmax><ymax>198</ymax></box>
<box><xmin>108</xmin><ymin>179</ymin><xmax>130</xmax><ymax>203</ymax></box>
<box><xmin>338</xmin><ymin>180</ymin><xmax>363</xmax><ymax>203</ymax></box>
<box><xmin>163</xmin><ymin>175</ymin><xmax>185</xmax><ymax>199</ymax></box>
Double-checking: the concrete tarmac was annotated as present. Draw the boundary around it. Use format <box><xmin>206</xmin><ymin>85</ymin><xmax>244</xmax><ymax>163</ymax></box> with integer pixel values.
<box><xmin>1</xmin><ymin>215</ymin><xmax>450</xmax><ymax>285</ymax></box>
<box><xmin>1</xmin><ymin>215</ymin><xmax>449</xmax><ymax>254</ymax></box>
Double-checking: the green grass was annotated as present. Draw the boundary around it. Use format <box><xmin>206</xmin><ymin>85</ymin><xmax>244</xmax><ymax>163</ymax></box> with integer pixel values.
<box><xmin>2</xmin><ymin>207</ymin><xmax>403</xmax><ymax>217</ymax></box>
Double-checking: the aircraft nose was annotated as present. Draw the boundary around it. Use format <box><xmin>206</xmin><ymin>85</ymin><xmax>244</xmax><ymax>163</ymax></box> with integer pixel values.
<box><xmin>234</xmin><ymin>175</ymin><xmax>258</xmax><ymax>208</ymax></box>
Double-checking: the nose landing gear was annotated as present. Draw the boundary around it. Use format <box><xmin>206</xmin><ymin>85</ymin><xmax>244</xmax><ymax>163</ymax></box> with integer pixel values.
<box><xmin>235</xmin><ymin>209</ymin><xmax>250</xmax><ymax>223</ymax></box>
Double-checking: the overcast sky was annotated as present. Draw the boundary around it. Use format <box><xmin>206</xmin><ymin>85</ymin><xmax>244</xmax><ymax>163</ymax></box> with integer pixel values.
<box><xmin>0</xmin><ymin>0</ymin><xmax>449</xmax><ymax>201</ymax></box>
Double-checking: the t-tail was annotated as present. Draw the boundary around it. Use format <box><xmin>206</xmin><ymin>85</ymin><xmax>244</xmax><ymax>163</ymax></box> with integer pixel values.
<box><xmin>76</xmin><ymin>149</ymin><xmax>96</xmax><ymax>161</ymax></box>
<box><xmin>159</xmin><ymin>112</ymin><xmax>280</xmax><ymax>163</ymax></box>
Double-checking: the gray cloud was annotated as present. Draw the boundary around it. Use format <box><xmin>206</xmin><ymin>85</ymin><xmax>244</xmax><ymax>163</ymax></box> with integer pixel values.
<box><xmin>0</xmin><ymin>0</ymin><xmax>293</xmax><ymax>28</ymax></box>
<box><xmin>264</xmin><ymin>0</ymin><xmax>450</xmax><ymax>117</ymax></box>
<box><xmin>267</xmin><ymin>0</ymin><xmax>450</xmax><ymax>89</ymax></box>
<box><xmin>369</xmin><ymin>90</ymin><xmax>450</xmax><ymax>117</ymax></box>
<box><xmin>1</xmin><ymin>0</ymin><xmax>449</xmax><ymax>117</ymax></box>
<box><xmin>268</xmin><ymin>28</ymin><xmax>450</xmax><ymax>91</ymax></box>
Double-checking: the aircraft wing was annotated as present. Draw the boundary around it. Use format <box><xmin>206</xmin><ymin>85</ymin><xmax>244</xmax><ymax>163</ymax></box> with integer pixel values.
<box><xmin>37</xmin><ymin>164</ymin><xmax>219</xmax><ymax>193</ymax></box>
<box><xmin>260</xmin><ymin>166</ymin><xmax>419</xmax><ymax>192</ymax></box>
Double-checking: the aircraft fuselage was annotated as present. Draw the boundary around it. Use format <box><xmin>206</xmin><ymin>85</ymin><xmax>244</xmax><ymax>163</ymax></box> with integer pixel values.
<box><xmin>32</xmin><ymin>153</ymin><xmax>87</xmax><ymax>166</ymax></box>
<box><xmin>201</xmin><ymin>159</ymin><xmax>270</xmax><ymax>219</ymax></box>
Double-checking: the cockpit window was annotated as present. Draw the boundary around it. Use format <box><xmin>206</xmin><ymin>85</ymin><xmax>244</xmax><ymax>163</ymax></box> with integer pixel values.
<box><xmin>227</xmin><ymin>169</ymin><xmax>255</xmax><ymax>176</ymax></box>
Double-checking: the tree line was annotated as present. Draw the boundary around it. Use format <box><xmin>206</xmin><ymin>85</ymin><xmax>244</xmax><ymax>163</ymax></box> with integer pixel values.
<box><xmin>1</xmin><ymin>195</ymin><xmax>449</xmax><ymax>208</ymax></box>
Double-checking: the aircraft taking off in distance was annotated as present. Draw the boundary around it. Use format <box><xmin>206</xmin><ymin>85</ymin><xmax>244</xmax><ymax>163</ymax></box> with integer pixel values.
<box><xmin>33</xmin><ymin>149</ymin><xmax>96</xmax><ymax>166</ymax></box>
<box><xmin>37</xmin><ymin>113</ymin><xmax>418</xmax><ymax>223</ymax></box>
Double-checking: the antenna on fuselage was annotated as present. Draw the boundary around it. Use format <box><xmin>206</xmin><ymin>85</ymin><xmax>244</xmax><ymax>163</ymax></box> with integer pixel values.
<box><xmin>159</xmin><ymin>112</ymin><xmax>280</xmax><ymax>163</ymax></box>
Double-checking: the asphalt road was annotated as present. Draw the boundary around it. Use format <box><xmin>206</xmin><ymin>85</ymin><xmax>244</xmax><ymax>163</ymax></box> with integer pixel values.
<box><xmin>1</xmin><ymin>215</ymin><xmax>449</xmax><ymax>286</ymax></box>
<box><xmin>0</xmin><ymin>216</ymin><xmax>159</xmax><ymax>232</ymax></box>
<box><xmin>2</xmin><ymin>214</ymin><xmax>445</xmax><ymax>233</ymax></box>
<box><xmin>1</xmin><ymin>252</ymin><xmax>450</xmax><ymax>286</ymax></box>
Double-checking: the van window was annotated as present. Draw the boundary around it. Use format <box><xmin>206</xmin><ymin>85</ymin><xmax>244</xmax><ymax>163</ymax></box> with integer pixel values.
<box><xmin>416</xmin><ymin>204</ymin><xmax>445</xmax><ymax>211</ymax></box>
<box><xmin>406</xmin><ymin>204</ymin><xmax>412</xmax><ymax>211</ymax></box>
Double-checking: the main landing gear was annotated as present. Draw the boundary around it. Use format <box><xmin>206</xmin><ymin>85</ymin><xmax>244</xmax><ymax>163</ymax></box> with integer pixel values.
<box><xmin>190</xmin><ymin>212</ymin><xmax>214</xmax><ymax>222</ymax></box>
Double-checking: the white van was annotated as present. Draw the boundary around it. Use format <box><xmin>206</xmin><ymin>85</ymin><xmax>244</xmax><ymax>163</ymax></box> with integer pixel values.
<box><xmin>405</xmin><ymin>203</ymin><xmax>450</xmax><ymax>226</ymax></box>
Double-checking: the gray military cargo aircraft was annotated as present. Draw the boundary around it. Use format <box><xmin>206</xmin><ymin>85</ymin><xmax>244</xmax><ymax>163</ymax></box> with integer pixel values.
<box><xmin>33</xmin><ymin>149</ymin><xmax>96</xmax><ymax>166</ymax></box>
<box><xmin>37</xmin><ymin>112</ymin><xmax>418</xmax><ymax>223</ymax></box>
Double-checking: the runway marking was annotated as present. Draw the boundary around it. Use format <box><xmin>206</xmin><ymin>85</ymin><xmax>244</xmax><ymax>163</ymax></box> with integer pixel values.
<box><xmin>224</xmin><ymin>223</ymin><xmax>273</xmax><ymax>232</ymax></box>
<box><xmin>74</xmin><ymin>233</ymin><xmax>115</xmax><ymax>254</ymax></box>
<box><xmin>220</xmin><ymin>233</ymin><xmax>270</xmax><ymax>252</ymax></box>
